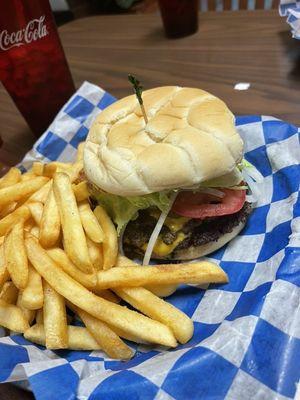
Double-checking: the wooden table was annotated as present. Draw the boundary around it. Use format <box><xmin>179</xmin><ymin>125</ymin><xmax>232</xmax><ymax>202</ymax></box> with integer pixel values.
<box><xmin>0</xmin><ymin>9</ymin><xmax>299</xmax><ymax>399</ymax></box>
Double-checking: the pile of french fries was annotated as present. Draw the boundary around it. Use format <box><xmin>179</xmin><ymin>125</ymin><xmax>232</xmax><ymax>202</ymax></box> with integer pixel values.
<box><xmin>0</xmin><ymin>143</ymin><xmax>228</xmax><ymax>359</ymax></box>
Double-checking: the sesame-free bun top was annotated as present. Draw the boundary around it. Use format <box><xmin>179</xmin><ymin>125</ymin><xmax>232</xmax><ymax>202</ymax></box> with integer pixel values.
<box><xmin>84</xmin><ymin>86</ymin><xmax>243</xmax><ymax>196</ymax></box>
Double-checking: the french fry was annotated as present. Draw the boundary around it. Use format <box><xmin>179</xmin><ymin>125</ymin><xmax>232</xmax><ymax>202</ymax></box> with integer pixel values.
<box><xmin>106</xmin><ymin>324</ymin><xmax>147</xmax><ymax>344</ymax></box>
<box><xmin>114</xmin><ymin>287</ymin><xmax>193</xmax><ymax>344</ymax></box>
<box><xmin>43</xmin><ymin>281</ymin><xmax>68</xmax><ymax>349</ymax></box>
<box><xmin>76</xmin><ymin>142</ymin><xmax>85</xmax><ymax>162</ymax></box>
<box><xmin>0</xmin><ymin>167</ymin><xmax>21</xmax><ymax>189</ymax></box>
<box><xmin>17</xmin><ymin>292</ymin><xmax>36</xmax><ymax>325</ymax></box>
<box><xmin>72</xmin><ymin>181</ymin><xmax>89</xmax><ymax>202</ymax></box>
<box><xmin>53</xmin><ymin>172</ymin><xmax>92</xmax><ymax>273</ymax></box>
<box><xmin>28</xmin><ymin>202</ymin><xmax>43</xmax><ymax>226</ymax></box>
<box><xmin>32</xmin><ymin>162</ymin><xmax>44</xmax><ymax>176</ymax></box>
<box><xmin>39</xmin><ymin>188</ymin><xmax>60</xmax><ymax>248</ymax></box>
<box><xmin>70</xmin><ymin>304</ymin><xmax>133</xmax><ymax>359</ymax></box>
<box><xmin>79</xmin><ymin>201</ymin><xmax>105</xmax><ymax>243</ymax></box>
<box><xmin>0</xmin><ymin>176</ymin><xmax>48</xmax><ymax>208</ymax></box>
<box><xmin>91</xmin><ymin>288</ymin><xmax>120</xmax><ymax>303</ymax></box>
<box><xmin>57</xmin><ymin>163</ymin><xmax>73</xmax><ymax>173</ymax></box>
<box><xmin>30</xmin><ymin>226</ymin><xmax>40</xmax><ymax>238</ymax></box>
<box><xmin>24</xmin><ymin>218</ymin><xmax>35</xmax><ymax>232</ymax></box>
<box><xmin>54</xmin><ymin>161</ymin><xmax>83</xmax><ymax>183</ymax></box>
<box><xmin>27</xmin><ymin>180</ymin><xmax>52</xmax><ymax>204</ymax></box>
<box><xmin>43</xmin><ymin>162</ymin><xmax>72</xmax><ymax>178</ymax></box>
<box><xmin>147</xmin><ymin>285</ymin><xmax>178</xmax><ymax>297</ymax></box>
<box><xmin>20</xmin><ymin>265</ymin><xmax>43</xmax><ymax>310</ymax></box>
<box><xmin>0</xmin><ymin>205</ymin><xmax>31</xmax><ymax>237</ymax></box>
<box><xmin>86</xmin><ymin>237</ymin><xmax>103</xmax><ymax>270</ymax></box>
<box><xmin>94</xmin><ymin>206</ymin><xmax>117</xmax><ymax>270</ymax></box>
<box><xmin>4</xmin><ymin>221</ymin><xmax>28</xmax><ymax>289</ymax></box>
<box><xmin>0</xmin><ymin>299</ymin><xmax>29</xmax><ymax>332</ymax></box>
<box><xmin>116</xmin><ymin>255</ymin><xmax>177</xmax><ymax>297</ymax></box>
<box><xmin>21</xmin><ymin>171</ymin><xmax>36</xmax><ymax>182</ymax></box>
<box><xmin>26</xmin><ymin>237</ymin><xmax>177</xmax><ymax>347</ymax></box>
<box><xmin>36</xmin><ymin>309</ymin><xmax>44</xmax><ymax>325</ymax></box>
<box><xmin>47</xmin><ymin>248</ymin><xmax>97</xmax><ymax>289</ymax></box>
<box><xmin>43</xmin><ymin>164</ymin><xmax>57</xmax><ymax>178</ymax></box>
<box><xmin>68</xmin><ymin>160</ymin><xmax>83</xmax><ymax>183</ymax></box>
<box><xmin>115</xmin><ymin>255</ymin><xmax>135</xmax><ymax>267</ymax></box>
<box><xmin>0</xmin><ymin>281</ymin><xmax>18</xmax><ymax>304</ymax></box>
<box><xmin>0</xmin><ymin>245</ymin><xmax>9</xmax><ymax>288</ymax></box>
<box><xmin>96</xmin><ymin>262</ymin><xmax>228</xmax><ymax>289</ymax></box>
<box><xmin>0</xmin><ymin>202</ymin><xmax>17</xmax><ymax>218</ymax></box>
<box><xmin>25</xmin><ymin>324</ymin><xmax>101</xmax><ymax>350</ymax></box>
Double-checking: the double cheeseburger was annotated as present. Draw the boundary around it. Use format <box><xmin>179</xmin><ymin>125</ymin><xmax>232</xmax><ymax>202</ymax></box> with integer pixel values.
<box><xmin>83</xmin><ymin>86</ymin><xmax>252</xmax><ymax>262</ymax></box>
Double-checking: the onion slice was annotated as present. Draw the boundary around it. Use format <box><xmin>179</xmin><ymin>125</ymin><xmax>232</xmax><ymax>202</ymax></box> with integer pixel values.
<box><xmin>142</xmin><ymin>192</ymin><xmax>178</xmax><ymax>266</ymax></box>
<box><xmin>242</xmin><ymin>169</ymin><xmax>261</xmax><ymax>205</ymax></box>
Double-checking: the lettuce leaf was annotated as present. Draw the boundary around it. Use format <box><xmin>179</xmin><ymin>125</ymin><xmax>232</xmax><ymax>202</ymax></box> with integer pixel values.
<box><xmin>238</xmin><ymin>158</ymin><xmax>253</xmax><ymax>171</ymax></box>
<box><xmin>95</xmin><ymin>191</ymin><xmax>172</xmax><ymax>234</ymax></box>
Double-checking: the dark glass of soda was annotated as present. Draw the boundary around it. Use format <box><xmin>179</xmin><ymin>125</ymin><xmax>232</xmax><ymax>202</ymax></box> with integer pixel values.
<box><xmin>0</xmin><ymin>0</ymin><xmax>75</xmax><ymax>137</ymax></box>
<box><xmin>158</xmin><ymin>0</ymin><xmax>199</xmax><ymax>38</ymax></box>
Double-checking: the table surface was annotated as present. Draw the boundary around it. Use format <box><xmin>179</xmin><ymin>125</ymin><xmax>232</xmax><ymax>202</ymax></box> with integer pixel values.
<box><xmin>0</xmin><ymin>9</ymin><xmax>300</xmax><ymax>399</ymax></box>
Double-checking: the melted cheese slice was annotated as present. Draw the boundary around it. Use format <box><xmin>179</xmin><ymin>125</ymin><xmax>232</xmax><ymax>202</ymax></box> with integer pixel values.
<box><xmin>164</xmin><ymin>216</ymin><xmax>189</xmax><ymax>233</ymax></box>
<box><xmin>149</xmin><ymin>210</ymin><xmax>189</xmax><ymax>233</ymax></box>
<box><xmin>142</xmin><ymin>232</ymin><xmax>186</xmax><ymax>257</ymax></box>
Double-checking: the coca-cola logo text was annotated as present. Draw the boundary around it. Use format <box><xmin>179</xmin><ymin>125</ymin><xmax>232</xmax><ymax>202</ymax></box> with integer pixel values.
<box><xmin>0</xmin><ymin>15</ymin><xmax>48</xmax><ymax>51</ymax></box>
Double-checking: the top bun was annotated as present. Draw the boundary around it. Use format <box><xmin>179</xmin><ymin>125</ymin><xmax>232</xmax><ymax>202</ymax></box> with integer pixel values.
<box><xmin>84</xmin><ymin>86</ymin><xmax>243</xmax><ymax>196</ymax></box>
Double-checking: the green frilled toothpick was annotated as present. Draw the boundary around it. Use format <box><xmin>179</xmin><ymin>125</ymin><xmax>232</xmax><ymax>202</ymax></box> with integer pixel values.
<box><xmin>128</xmin><ymin>74</ymin><xmax>148</xmax><ymax>124</ymax></box>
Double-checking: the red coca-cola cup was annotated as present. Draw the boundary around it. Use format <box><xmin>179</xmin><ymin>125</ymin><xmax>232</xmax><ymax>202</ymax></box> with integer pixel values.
<box><xmin>0</xmin><ymin>0</ymin><xmax>75</xmax><ymax>137</ymax></box>
<box><xmin>158</xmin><ymin>0</ymin><xmax>199</xmax><ymax>38</ymax></box>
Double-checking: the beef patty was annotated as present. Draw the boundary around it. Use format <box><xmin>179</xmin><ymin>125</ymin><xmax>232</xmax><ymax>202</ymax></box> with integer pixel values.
<box><xmin>123</xmin><ymin>202</ymin><xmax>252</xmax><ymax>258</ymax></box>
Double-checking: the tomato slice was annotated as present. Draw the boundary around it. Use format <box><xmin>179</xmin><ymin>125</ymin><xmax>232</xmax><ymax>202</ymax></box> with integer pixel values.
<box><xmin>172</xmin><ymin>189</ymin><xmax>246</xmax><ymax>219</ymax></box>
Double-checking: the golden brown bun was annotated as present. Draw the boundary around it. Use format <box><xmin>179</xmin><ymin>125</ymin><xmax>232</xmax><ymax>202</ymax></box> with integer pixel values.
<box><xmin>164</xmin><ymin>220</ymin><xmax>246</xmax><ymax>260</ymax></box>
<box><xmin>84</xmin><ymin>87</ymin><xmax>243</xmax><ymax>196</ymax></box>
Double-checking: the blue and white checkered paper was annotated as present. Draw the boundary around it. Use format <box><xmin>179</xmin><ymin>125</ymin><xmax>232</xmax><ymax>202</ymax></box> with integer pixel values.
<box><xmin>280</xmin><ymin>0</ymin><xmax>300</xmax><ymax>39</ymax></box>
<box><xmin>1</xmin><ymin>82</ymin><xmax>299</xmax><ymax>400</ymax></box>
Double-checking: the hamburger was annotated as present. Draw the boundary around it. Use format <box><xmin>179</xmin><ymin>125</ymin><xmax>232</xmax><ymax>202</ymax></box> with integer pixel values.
<box><xmin>83</xmin><ymin>86</ymin><xmax>254</xmax><ymax>263</ymax></box>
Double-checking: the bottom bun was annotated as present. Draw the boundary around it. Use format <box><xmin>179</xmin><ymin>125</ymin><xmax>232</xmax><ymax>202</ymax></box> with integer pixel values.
<box><xmin>154</xmin><ymin>220</ymin><xmax>246</xmax><ymax>261</ymax></box>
